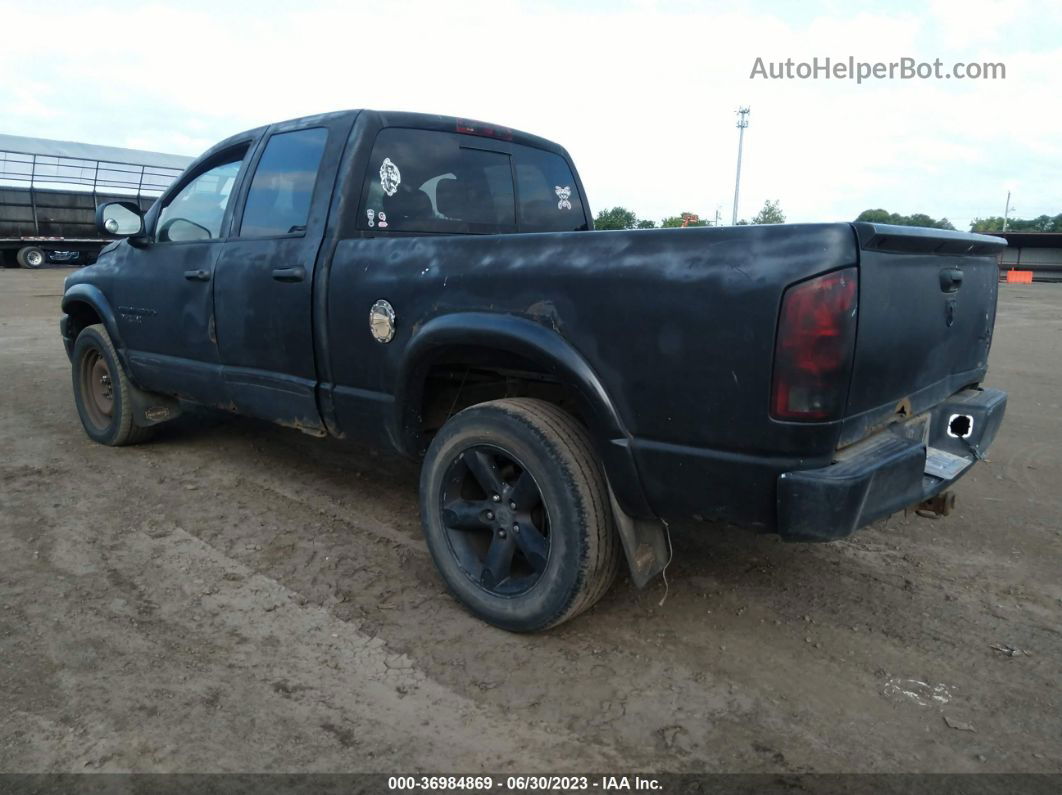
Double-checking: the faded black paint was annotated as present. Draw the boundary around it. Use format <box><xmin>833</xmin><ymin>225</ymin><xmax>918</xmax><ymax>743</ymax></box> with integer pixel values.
<box><xmin>60</xmin><ymin>109</ymin><xmax>1008</xmax><ymax>536</ymax></box>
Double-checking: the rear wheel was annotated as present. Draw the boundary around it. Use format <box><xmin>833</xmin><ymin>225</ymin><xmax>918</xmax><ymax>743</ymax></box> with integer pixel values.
<box><xmin>71</xmin><ymin>324</ymin><xmax>151</xmax><ymax>446</ymax></box>
<box><xmin>419</xmin><ymin>398</ymin><xmax>621</xmax><ymax>631</ymax></box>
<box><xmin>16</xmin><ymin>246</ymin><xmax>45</xmax><ymax>269</ymax></box>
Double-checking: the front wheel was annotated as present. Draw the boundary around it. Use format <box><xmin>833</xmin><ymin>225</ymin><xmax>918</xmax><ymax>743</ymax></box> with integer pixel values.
<box><xmin>71</xmin><ymin>324</ymin><xmax>151</xmax><ymax>446</ymax></box>
<box><xmin>419</xmin><ymin>398</ymin><xmax>621</xmax><ymax>632</ymax></box>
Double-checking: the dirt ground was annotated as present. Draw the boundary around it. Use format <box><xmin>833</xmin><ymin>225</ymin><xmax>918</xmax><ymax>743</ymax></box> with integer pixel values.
<box><xmin>1</xmin><ymin>267</ymin><xmax>1059</xmax><ymax>775</ymax></box>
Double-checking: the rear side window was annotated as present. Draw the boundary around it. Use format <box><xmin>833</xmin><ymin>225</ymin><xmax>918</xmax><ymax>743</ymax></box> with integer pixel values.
<box><xmin>240</xmin><ymin>127</ymin><xmax>328</xmax><ymax>238</ymax></box>
<box><xmin>360</xmin><ymin>128</ymin><xmax>515</xmax><ymax>234</ymax></box>
<box><xmin>513</xmin><ymin>147</ymin><xmax>587</xmax><ymax>233</ymax></box>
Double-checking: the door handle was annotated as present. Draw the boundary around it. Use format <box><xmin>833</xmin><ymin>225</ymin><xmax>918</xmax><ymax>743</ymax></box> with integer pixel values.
<box><xmin>184</xmin><ymin>269</ymin><xmax>210</xmax><ymax>282</ymax></box>
<box><xmin>939</xmin><ymin>267</ymin><xmax>963</xmax><ymax>293</ymax></box>
<box><xmin>272</xmin><ymin>266</ymin><xmax>306</xmax><ymax>282</ymax></box>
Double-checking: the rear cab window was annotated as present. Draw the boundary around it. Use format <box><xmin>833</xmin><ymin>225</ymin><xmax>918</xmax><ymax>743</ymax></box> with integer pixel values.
<box><xmin>513</xmin><ymin>147</ymin><xmax>586</xmax><ymax>233</ymax></box>
<box><xmin>358</xmin><ymin>128</ymin><xmax>587</xmax><ymax>234</ymax></box>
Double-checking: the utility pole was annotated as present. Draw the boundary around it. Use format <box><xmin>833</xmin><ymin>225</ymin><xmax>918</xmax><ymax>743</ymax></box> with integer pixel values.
<box><xmin>1002</xmin><ymin>191</ymin><xmax>1012</xmax><ymax>232</ymax></box>
<box><xmin>732</xmin><ymin>106</ymin><xmax>750</xmax><ymax>225</ymax></box>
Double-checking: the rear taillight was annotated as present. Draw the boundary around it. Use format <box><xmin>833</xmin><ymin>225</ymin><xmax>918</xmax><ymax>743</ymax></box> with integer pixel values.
<box><xmin>771</xmin><ymin>267</ymin><xmax>858</xmax><ymax>421</ymax></box>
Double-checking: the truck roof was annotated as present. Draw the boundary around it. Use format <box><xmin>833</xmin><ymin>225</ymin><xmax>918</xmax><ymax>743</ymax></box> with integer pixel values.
<box><xmin>365</xmin><ymin>110</ymin><xmax>570</xmax><ymax>157</ymax></box>
<box><xmin>217</xmin><ymin>110</ymin><xmax>571</xmax><ymax>160</ymax></box>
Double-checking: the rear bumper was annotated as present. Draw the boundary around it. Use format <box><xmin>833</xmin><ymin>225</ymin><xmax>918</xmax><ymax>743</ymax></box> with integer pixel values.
<box><xmin>776</xmin><ymin>387</ymin><xmax>1006</xmax><ymax>541</ymax></box>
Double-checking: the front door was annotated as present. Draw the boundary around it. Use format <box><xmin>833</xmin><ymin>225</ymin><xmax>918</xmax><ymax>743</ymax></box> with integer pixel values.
<box><xmin>115</xmin><ymin>145</ymin><xmax>252</xmax><ymax>403</ymax></box>
<box><xmin>212</xmin><ymin>117</ymin><xmax>349</xmax><ymax>430</ymax></box>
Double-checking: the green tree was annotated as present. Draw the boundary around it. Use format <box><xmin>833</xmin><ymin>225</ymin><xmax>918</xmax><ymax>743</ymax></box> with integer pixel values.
<box><xmin>636</xmin><ymin>219</ymin><xmax>657</xmax><ymax>229</ymax></box>
<box><xmin>970</xmin><ymin>216</ymin><xmax>1006</xmax><ymax>232</ymax></box>
<box><xmin>855</xmin><ymin>208</ymin><xmax>893</xmax><ymax>224</ymax></box>
<box><xmin>854</xmin><ymin>208</ymin><xmax>955</xmax><ymax>230</ymax></box>
<box><xmin>969</xmin><ymin>213</ymin><xmax>1062</xmax><ymax>233</ymax></box>
<box><xmin>751</xmin><ymin>199</ymin><xmax>786</xmax><ymax>224</ymax></box>
<box><xmin>594</xmin><ymin>206</ymin><xmax>639</xmax><ymax>230</ymax></box>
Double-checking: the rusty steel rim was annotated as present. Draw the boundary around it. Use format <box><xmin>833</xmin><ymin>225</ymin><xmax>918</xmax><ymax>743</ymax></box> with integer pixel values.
<box><xmin>80</xmin><ymin>348</ymin><xmax>114</xmax><ymax>430</ymax></box>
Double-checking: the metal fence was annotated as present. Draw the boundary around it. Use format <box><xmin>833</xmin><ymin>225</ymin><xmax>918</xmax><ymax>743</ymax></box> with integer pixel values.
<box><xmin>0</xmin><ymin>148</ymin><xmax>185</xmax><ymax>197</ymax></box>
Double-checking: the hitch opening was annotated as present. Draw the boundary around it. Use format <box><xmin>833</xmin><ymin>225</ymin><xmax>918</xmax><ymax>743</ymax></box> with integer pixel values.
<box><xmin>947</xmin><ymin>413</ymin><xmax>974</xmax><ymax>439</ymax></box>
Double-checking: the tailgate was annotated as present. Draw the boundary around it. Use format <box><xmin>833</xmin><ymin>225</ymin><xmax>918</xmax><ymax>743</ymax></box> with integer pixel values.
<box><xmin>838</xmin><ymin>223</ymin><xmax>1007</xmax><ymax>447</ymax></box>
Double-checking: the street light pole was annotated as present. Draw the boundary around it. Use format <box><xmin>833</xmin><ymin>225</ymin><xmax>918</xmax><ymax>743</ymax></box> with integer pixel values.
<box><xmin>732</xmin><ymin>107</ymin><xmax>750</xmax><ymax>225</ymax></box>
<box><xmin>1003</xmin><ymin>191</ymin><xmax>1012</xmax><ymax>232</ymax></box>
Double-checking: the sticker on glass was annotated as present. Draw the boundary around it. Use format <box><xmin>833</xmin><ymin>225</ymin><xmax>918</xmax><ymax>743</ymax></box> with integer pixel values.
<box><xmin>555</xmin><ymin>186</ymin><xmax>572</xmax><ymax>210</ymax></box>
<box><xmin>380</xmin><ymin>158</ymin><xmax>402</xmax><ymax>197</ymax></box>
<box><xmin>378</xmin><ymin>211</ymin><xmax>388</xmax><ymax>228</ymax></box>
<box><xmin>366</xmin><ymin>208</ymin><xmax>375</xmax><ymax>227</ymax></box>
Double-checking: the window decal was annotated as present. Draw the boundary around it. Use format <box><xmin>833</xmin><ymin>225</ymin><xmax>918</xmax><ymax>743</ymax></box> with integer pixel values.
<box><xmin>366</xmin><ymin>208</ymin><xmax>375</xmax><ymax>227</ymax></box>
<box><xmin>380</xmin><ymin>157</ymin><xmax>402</xmax><ymax>197</ymax></box>
<box><xmin>555</xmin><ymin>185</ymin><xmax>572</xmax><ymax>210</ymax></box>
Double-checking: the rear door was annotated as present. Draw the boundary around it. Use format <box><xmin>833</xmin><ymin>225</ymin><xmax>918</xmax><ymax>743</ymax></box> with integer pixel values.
<box><xmin>213</xmin><ymin>115</ymin><xmax>351</xmax><ymax>429</ymax></box>
<box><xmin>839</xmin><ymin>224</ymin><xmax>1006</xmax><ymax>445</ymax></box>
<box><xmin>325</xmin><ymin>126</ymin><xmax>520</xmax><ymax>442</ymax></box>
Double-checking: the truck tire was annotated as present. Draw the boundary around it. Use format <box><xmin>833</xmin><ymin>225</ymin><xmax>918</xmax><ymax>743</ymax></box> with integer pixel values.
<box><xmin>71</xmin><ymin>324</ymin><xmax>152</xmax><ymax>446</ymax></box>
<box><xmin>16</xmin><ymin>246</ymin><xmax>45</xmax><ymax>269</ymax></box>
<box><xmin>419</xmin><ymin>398</ymin><xmax>621</xmax><ymax>632</ymax></box>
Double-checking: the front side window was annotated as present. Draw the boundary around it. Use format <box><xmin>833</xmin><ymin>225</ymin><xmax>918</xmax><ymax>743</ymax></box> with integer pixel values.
<box><xmin>360</xmin><ymin>128</ymin><xmax>515</xmax><ymax>234</ymax></box>
<box><xmin>240</xmin><ymin>128</ymin><xmax>328</xmax><ymax>238</ymax></box>
<box><xmin>157</xmin><ymin>152</ymin><xmax>245</xmax><ymax>242</ymax></box>
<box><xmin>513</xmin><ymin>147</ymin><xmax>587</xmax><ymax>233</ymax></box>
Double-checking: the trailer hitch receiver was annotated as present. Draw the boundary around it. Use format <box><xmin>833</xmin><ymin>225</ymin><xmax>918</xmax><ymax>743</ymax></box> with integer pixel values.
<box><xmin>917</xmin><ymin>491</ymin><xmax>956</xmax><ymax>518</ymax></box>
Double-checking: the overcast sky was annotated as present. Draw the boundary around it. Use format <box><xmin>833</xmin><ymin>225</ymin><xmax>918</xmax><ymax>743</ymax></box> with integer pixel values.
<box><xmin>2</xmin><ymin>0</ymin><xmax>1059</xmax><ymax>230</ymax></box>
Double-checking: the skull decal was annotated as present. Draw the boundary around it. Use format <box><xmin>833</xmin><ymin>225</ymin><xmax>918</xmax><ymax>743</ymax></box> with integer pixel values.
<box><xmin>555</xmin><ymin>185</ymin><xmax>572</xmax><ymax>210</ymax></box>
<box><xmin>380</xmin><ymin>158</ymin><xmax>402</xmax><ymax>197</ymax></box>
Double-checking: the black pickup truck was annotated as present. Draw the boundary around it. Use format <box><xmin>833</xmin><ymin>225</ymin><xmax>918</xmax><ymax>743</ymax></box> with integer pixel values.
<box><xmin>60</xmin><ymin>109</ymin><xmax>1007</xmax><ymax>631</ymax></box>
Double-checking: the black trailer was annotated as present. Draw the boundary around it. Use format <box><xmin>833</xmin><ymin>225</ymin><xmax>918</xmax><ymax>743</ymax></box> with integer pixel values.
<box><xmin>0</xmin><ymin>134</ymin><xmax>192</xmax><ymax>268</ymax></box>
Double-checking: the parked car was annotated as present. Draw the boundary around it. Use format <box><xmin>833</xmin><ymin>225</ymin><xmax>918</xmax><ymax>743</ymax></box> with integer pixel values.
<box><xmin>60</xmin><ymin>110</ymin><xmax>1007</xmax><ymax>631</ymax></box>
<box><xmin>47</xmin><ymin>250</ymin><xmax>82</xmax><ymax>264</ymax></box>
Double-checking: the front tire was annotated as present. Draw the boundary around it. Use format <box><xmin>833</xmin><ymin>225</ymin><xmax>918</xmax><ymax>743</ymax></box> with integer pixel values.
<box><xmin>419</xmin><ymin>398</ymin><xmax>621</xmax><ymax>632</ymax></box>
<box><xmin>71</xmin><ymin>324</ymin><xmax>151</xmax><ymax>446</ymax></box>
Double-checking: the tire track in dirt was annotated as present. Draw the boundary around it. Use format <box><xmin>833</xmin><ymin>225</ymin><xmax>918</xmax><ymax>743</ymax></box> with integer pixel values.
<box><xmin>0</xmin><ymin>425</ymin><xmax>623</xmax><ymax>772</ymax></box>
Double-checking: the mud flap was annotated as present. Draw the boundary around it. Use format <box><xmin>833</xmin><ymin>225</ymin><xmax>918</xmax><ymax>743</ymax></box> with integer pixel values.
<box><xmin>127</xmin><ymin>382</ymin><xmax>182</xmax><ymax>427</ymax></box>
<box><xmin>607</xmin><ymin>485</ymin><xmax>669</xmax><ymax>588</ymax></box>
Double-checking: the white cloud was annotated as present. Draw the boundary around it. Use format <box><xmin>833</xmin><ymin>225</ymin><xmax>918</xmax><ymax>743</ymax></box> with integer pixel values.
<box><xmin>0</xmin><ymin>0</ymin><xmax>1059</xmax><ymax>229</ymax></box>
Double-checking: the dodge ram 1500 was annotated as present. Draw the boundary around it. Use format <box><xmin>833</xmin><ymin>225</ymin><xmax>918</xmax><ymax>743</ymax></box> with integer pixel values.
<box><xmin>61</xmin><ymin>109</ymin><xmax>1007</xmax><ymax>630</ymax></box>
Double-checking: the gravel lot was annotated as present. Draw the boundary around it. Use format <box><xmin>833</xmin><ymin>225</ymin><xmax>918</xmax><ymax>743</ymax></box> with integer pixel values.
<box><xmin>1</xmin><ymin>267</ymin><xmax>1059</xmax><ymax>774</ymax></box>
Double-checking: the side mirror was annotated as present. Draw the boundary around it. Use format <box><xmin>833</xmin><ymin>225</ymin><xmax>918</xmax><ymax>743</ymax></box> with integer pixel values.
<box><xmin>157</xmin><ymin>217</ymin><xmax>212</xmax><ymax>243</ymax></box>
<box><xmin>96</xmin><ymin>201</ymin><xmax>145</xmax><ymax>238</ymax></box>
